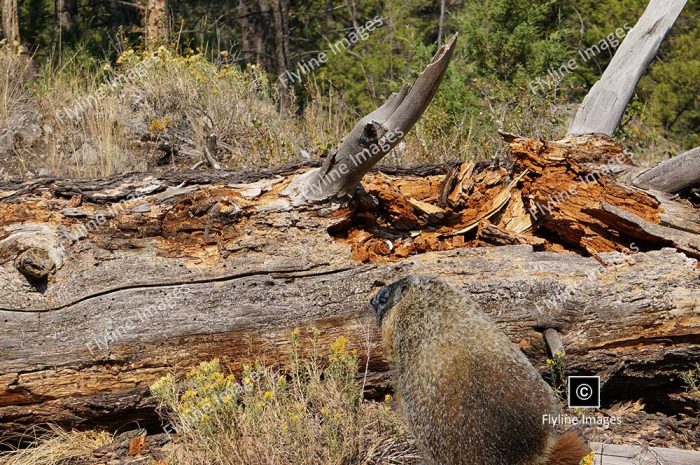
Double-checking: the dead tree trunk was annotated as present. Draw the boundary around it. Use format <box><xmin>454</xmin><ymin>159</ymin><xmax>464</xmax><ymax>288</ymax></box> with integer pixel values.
<box><xmin>0</xmin><ymin>148</ymin><xmax>698</xmax><ymax>432</ymax></box>
<box><xmin>268</xmin><ymin>0</ymin><xmax>291</xmax><ymax>110</ymax></box>
<box><xmin>633</xmin><ymin>146</ymin><xmax>700</xmax><ymax>193</ymax></box>
<box><xmin>54</xmin><ymin>0</ymin><xmax>70</xmax><ymax>30</ymax></box>
<box><xmin>144</xmin><ymin>0</ymin><xmax>167</xmax><ymax>49</ymax></box>
<box><xmin>568</xmin><ymin>0</ymin><xmax>687</xmax><ymax>136</ymax></box>
<box><xmin>1</xmin><ymin>0</ymin><xmax>20</xmax><ymax>50</ymax></box>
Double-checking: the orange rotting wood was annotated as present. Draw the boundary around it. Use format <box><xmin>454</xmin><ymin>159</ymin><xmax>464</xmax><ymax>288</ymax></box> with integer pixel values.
<box><xmin>339</xmin><ymin>135</ymin><xmax>667</xmax><ymax>261</ymax></box>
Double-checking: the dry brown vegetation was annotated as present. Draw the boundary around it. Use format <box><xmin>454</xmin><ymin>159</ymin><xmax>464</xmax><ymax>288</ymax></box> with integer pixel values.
<box><xmin>0</xmin><ymin>44</ymin><xmax>358</xmax><ymax>180</ymax></box>
<box><xmin>149</xmin><ymin>329</ymin><xmax>419</xmax><ymax>465</ymax></box>
<box><xmin>0</xmin><ymin>426</ymin><xmax>112</xmax><ymax>465</ymax></box>
<box><xmin>0</xmin><ymin>330</ymin><xmax>419</xmax><ymax>465</ymax></box>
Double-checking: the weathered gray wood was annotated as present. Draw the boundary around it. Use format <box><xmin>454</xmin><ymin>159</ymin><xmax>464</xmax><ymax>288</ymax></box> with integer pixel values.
<box><xmin>633</xmin><ymin>146</ymin><xmax>700</xmax><ymax>193</ymax></box>
<box><xmin>594</xmin><ymin>202</ymin><xmax>700</xmax><ymax>258</ymax></box>
<box><xmin>543</xmin><ymin>328</ymin><xmax>565</xmax><ymax>356</ymax></box>
<box><xmin>592</xmin><ymin>443</ymin><xmax>700</xmax><ymax>464</ymax></box>
<box><xmin>657</xmin><ymin>193</ymin><xmax>700</xmax><ymax>235</ymax></box>
<box><xmin>282</xmin><ymin>34</ymin><xmax>457</xmax><ymax>203</ymax></box>
<box><xmin>568</xmin><ymin>0</ymin><xmax>687</xmax><ymax>136</ymax></box>
<box><xmin>1</xmin><ymin>242</ymin><xmax>698</xmax><ymax>431</ymax></box>
<box><xmin>0</xmin><ymin>159</ymin><xmax>699</xmax><ymax>434</ymax></box>
<box><xmin>202</xmin><ymin>133</ymin><xmax>222</xmax><ymax>170</ymax></box>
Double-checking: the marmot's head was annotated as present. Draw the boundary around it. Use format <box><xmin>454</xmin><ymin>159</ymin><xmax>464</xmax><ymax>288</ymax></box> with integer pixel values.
<box><xmin>370</xmin><ymin>275</ymin><xmax>444</xmax><ymax>325</ymax></box>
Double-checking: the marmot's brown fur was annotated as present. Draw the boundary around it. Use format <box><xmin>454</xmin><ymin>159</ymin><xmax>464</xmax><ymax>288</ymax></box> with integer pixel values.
<box><xmin>370</xmin><ymin>276</ymin><xmax>589</xmax><ymax>465</ymax></box>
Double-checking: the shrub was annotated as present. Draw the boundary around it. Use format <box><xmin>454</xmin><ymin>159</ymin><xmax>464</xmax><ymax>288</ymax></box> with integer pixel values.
<box><xmin>150</xmin><ymin>328</ymin><xmax>419</xmax><ymax>465</ymax></box>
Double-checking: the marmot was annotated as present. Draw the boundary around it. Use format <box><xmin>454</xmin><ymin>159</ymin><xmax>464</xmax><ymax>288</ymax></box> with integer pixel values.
<box><xmin>370</xmin><ymin>276</ymin><xmax>589</xmax><ymax>465</ymax></box>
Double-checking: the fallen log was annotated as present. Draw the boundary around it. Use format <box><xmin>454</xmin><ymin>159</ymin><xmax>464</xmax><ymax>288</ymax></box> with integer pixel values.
<box><xmin>0</xmin><ymin>159</ymin><xmax>698</xmax><ymax>433</ymax></box>
<box><xmin>633</xmin><ymin>146</ymin><xmax>700</xmax><ymax>193</ymax></box>
<box><xmin>592</xmin><ymin>443</ymin><xmax>700</xmax><ymax>465</ymax></box>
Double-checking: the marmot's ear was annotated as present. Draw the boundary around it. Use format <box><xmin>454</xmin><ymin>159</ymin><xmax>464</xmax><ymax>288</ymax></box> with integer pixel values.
<box><xmin>370</xmin><ymin>277</ymin><xmax>412</xmax><ymax>325</ymax></box>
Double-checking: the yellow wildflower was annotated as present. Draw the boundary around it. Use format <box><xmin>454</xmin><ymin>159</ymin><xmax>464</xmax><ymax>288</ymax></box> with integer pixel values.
<box><xmin>330</xmin><ymin>336</ymin><xmax>349</xmax><ymax>356</ymax></box>
<box><xmin>580</xmin><ymin>452</ymin><xmax>595</xmax><ymax>465</ymax></box>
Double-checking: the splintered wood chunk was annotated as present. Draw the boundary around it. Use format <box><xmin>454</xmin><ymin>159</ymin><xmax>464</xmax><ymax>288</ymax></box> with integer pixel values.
<box><xmin>442</xmin><ymin>162</ymin><xmax>476</xmax><ymax>208</ymax></box>
<box><xmin>407</xmin><ymin>197</ymin><xmax>446</xmax><ymax>218</ymax></box>
<box><xmin>68</xmin><ymin>194</ymin><xmax>83</xmax><ymax>207</ymax></box>
<box><xmin>477</xmin><ymin>222</ymin><xmax>523</xmax><ymax>246</ymax></box>
<box><xmin>499</xmin><ymin>192</ymin><xmax>532</xmax><ymax>234</ymax></box>
<box><xmin>128</xmin><ymin>435</ymin><xmax>146</xmax><ymax>456</ymax></box>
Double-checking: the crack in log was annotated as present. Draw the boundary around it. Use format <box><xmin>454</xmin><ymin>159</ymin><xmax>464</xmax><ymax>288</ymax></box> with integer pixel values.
<box><xmin>0</xmin><ymin>264</ymin><xmax>354</xmax><ymax>313</ymax></box>
<box><xmin>588</xmin><ymin>333</ymin><xmax>700</xmax><ymax>351</ymax></box>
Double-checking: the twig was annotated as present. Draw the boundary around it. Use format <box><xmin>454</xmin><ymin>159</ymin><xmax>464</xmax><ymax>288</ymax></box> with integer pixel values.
<box><xmin>203</xmin><ymin>134</ymin><xmax>222</xmax><ymax>170</ymax></box>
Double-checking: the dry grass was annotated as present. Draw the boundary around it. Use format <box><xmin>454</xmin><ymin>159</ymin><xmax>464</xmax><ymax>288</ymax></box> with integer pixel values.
<box><xmin>2</xmin><ymin>45</ymin><xmax>344</xmax><ymax>179</ymax></box>
<box><xmin>0</xmin><ymin>43</ymin><xmax>574</xmax><ymax>180</ymax></box>
<box><xmin>0</xmin><ymin>39</ymin><xmax>679</xmax><ymax>181</ymax></box>
<box><xmin>150</xmin><ymin>329</ymin><xmax>420</xmax><ymax>465</ymax></box>
<box><xmin>0</xmin><ymin>45</ymin><xmax>36</xmax><ymax>150</ymax></box>
<box><xmin>0</xmin><ymin>425</ymin><xmax>112</xmax><ymax>465</ymax></box>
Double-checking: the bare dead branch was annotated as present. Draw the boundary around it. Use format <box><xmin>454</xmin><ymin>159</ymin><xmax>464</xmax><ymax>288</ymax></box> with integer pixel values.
<box><xmin>568</xmin><ymin>0</ymin><xmax>687</xmax><ymax>136</ymax></box>
<box><xmin>203</xmin><ymin>133</ymin><xmax>222</xmax><ymax>170</ymax></box>
<box><xmin>282</xmin><ymin>34</ymin><xmax>458</xmax><ymax>204</ymax></box>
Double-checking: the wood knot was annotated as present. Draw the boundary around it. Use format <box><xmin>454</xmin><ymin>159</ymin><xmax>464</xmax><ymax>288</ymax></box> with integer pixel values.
<box><xmin>15</xmin><ymin>248</ymin><xmax>55</xmax><ymax>281</ymax></box>
<box><xmin>360</xmin><ymin>121</ymin><xmax>385</xmax><ymax>147</ymax></box>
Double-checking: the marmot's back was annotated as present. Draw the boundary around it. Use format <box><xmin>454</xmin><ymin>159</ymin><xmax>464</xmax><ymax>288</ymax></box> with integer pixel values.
<box><xmin>371</xmin><ymin>276</ymin><xmax>588</xmax><ymax>465</ymax></box>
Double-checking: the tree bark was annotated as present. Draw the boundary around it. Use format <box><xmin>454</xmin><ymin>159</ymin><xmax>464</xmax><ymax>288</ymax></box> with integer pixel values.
<box><xmin>269</xmin><ymin>0</ymin><xmax>291</xmax><ymax>110</ymax></box>
<box><xmin>0</xmin><ymin>150</ymin><xmax>698</xmax><ymax>432</ymax></box>
<box><xmin>1</xmin><ymin>0</ymin><xmax>20</xmax><ymax>49</ymax></box>
<box><xmin>568</xmin><ymin>0</ymin><xmax>687</xmax><ymax>136</ymax></box>
<box><xmin>144</xmin><ymin>0</ymin><xmax>167</xmax><ymax>49</ymax></box>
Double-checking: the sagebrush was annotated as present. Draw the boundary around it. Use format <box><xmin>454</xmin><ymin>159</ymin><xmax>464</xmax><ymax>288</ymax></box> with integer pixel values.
<box><xmin>150</xmin><ymin>329</ymin><xmax>420</xmax><ymax>465</ymax></box>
